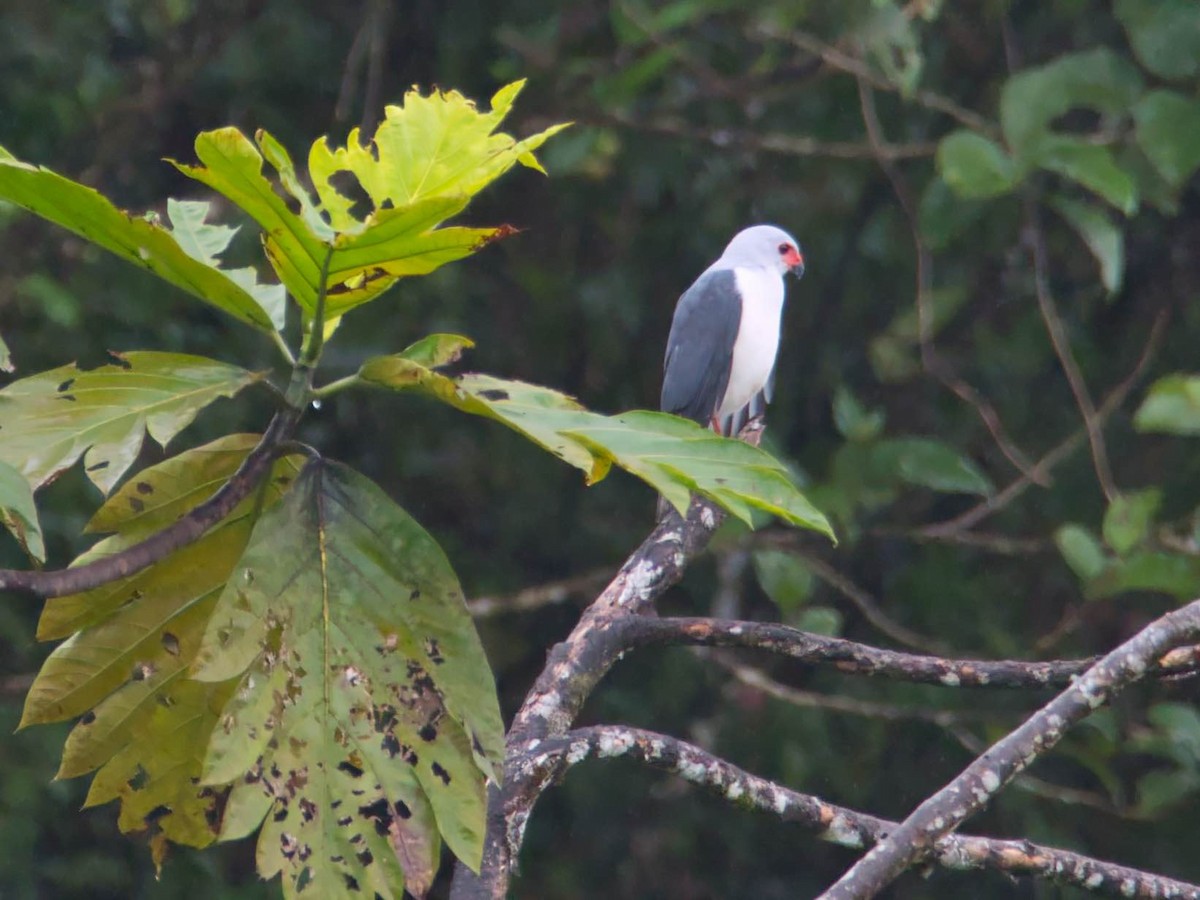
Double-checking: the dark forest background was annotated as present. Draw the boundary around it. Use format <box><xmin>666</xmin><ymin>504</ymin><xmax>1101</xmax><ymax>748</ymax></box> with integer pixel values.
<box><xmin>4</xmin><ymin>1</ymin><xmax>1200</xmax><ymax>897</ymax></box>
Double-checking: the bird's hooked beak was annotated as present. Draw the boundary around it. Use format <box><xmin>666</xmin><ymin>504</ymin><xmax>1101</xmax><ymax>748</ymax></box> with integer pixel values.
<box><xmin>784</xmin><ymin>246</ymin><xmax>805</xmax><ymax>278</ymax></box>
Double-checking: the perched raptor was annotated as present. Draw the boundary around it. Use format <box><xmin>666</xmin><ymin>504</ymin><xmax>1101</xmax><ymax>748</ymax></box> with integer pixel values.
<box><xmin>661</xmin><ymin>224</ymin><xmax>805</xmax><ymax>435</ymax></box>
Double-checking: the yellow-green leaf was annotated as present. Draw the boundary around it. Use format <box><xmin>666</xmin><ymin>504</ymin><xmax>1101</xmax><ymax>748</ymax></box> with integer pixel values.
<box><xmin>174</xmin><ymin>82</ymin><xmax>569</xmax><ymax>324</ymax></box>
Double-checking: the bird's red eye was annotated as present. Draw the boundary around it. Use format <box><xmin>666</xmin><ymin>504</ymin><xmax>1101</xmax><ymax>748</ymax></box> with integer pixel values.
<box><xmin>778</xmin><ymin>243</ymin><xmax>790</xmax><ymax>254</ymax></box>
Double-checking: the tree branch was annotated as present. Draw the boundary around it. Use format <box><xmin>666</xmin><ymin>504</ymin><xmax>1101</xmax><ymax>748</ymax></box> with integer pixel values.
<box><xmin>623</xmin><ymin>616</ymin><xmax>1200</xmax><ymax>688</ymax></box>
<box><xmin>0</xmin><ymin>407</ymin><xmax>300</xmax><ymax>599</ymax></box>
<box><xmin>818</xmin><ymin>597</ymin><xmax>1200</xmax><ymax>899</ymax></box>
<box><xmin>518</xmin><ymin>726</ymin><xmax>1200</xmax><ymax>899</ymax></box>
<box><xmin>451</xmin><ymin>431</ymin><xmax>750</xmax><ymax>899</ymax></box>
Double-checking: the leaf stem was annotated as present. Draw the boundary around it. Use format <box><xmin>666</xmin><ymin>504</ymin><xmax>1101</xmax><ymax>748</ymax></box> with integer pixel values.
<box><xmin>299</xmin><ymin>247</ymin><xmax>336</xmax><ymax>369</ymax></box>
<box><xmin>269</xmin><ymin>327</ymin><xmax>296</xmax><ymax>366</ymax></box>
<box><xmin>311</xmin><ymin>374</ymin><xmax>363</xmax><ymax>399</ymax></box>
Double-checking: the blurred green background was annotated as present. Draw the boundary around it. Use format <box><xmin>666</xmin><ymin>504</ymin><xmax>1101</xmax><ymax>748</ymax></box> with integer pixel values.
<box><xmin>4</xmin><ymin>0</ymin><xmax>1200</xmax><ymax>897</ymax></box>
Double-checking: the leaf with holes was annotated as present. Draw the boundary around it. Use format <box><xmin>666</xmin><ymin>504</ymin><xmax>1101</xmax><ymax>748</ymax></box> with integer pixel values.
<box><xmin>23</xmin><ymin>436</ymin><xmax>301</xmax><ymax>860</ymax></box>
<box><xmin>359</xmin><ymin>354</ymin><xmax>834</xmax><ymax>538</ymax></box>
<box><xmin>0</xmin><ymin>352</ymin><xmax>263</xmax><ymax>494</ymax></box>
<box><xmin>190</xmin><ymin>460</ymin><xmax>503</xmax><ymax>898</ymax></box>
<box><xmin>83</xmin><ymin>677</ymin><xmax>239</xmax><ymax>861</ymax></box>
<box><xmin>0</xmin><ymin>148</ymin><xmax>275</xmax><ymax>330</ymax></box>
<box><xmin>172</xmin><ymin>82</ymin><xmax>568</xmax><ymax>322</ymax></box>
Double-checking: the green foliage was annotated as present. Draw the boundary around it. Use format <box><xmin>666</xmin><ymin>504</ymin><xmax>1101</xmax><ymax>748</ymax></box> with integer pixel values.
<box><xmin>1102</xmin><ymin>489</ymin><xmax>1161</xmax><ymax>557</ymax></box>
<box><xmin>1132</xmin><ymin>91</ymin><xmax>1200</xmax><ymax>191</ymax></box>
<box><xmin>359</xmin><ymin>342</ymin><xmax>835</xmax><ymax>536</ymax></box>
<box><xmin>1116</xmin><ymin>0</ymin><xmax>1200</xmax><ymax>81</ymax></box>
<box><xmin>752</xmin><ymin>550</ymin><xmax>815</xmax><ymax>618</ymax></box>
<box><xmin>1048</xmin><ymin>197</ymin><xmax>1124</xmax><ymax>294</ymax></box>
<box><xmin>1134</xmin><ymin>374</ymin><xmax>1200</xmax><ymax>435</ymax></box>
<box><xmin>1054</xmin><ymin>524</ymin><xmax>1107</xmax><ymax>582</ymax></box>
<box><xmin>0</xmin><ymin>154</ymin><xmax>278</xmax><ymax>330</ymax></box>
<box><xmin>935</xmin><ymin>132</ymin><xmax>1017</xmax><ymax>199</ymax></box>
<box><xmin>0</xmin><ymin>352</ymin><xmax>263</xmax><ymax>494</ymax></box>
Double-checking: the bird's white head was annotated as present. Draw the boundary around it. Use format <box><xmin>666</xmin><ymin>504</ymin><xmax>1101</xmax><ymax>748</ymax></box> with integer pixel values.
<box><xmin>715</xmin><ymin>224</ymin><xmax>805</xmax><ymax>278</ymax></box>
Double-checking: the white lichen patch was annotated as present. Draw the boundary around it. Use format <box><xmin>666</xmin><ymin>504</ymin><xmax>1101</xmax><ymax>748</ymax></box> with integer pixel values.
<box><xmin>980</xmin><ymin>769</ymin><xmax>1001</xmax><ymax>792</ymax></box>
<box><xmin>597</xmin><ymin>730</ymin><xmax>636</xmax><ymax>758</ymax></box>
<box><xmin>700</xmin><ymin>507</ymin><xmax>716</xmax><ymax>529</ymax></box>
<box><xmin>1085</xmin><ymin>872</ymin><xmax>1103</xmax><ymax>889</ymax></box>
<box><xmin>939</xmin><ymin>671</ymin><xmax>961</xmax><ymax>687</ymax></box>
<box><xmin>676</xmin><ymin>756</ymin><xmax>712</xmax><ymax>782</ymax></box>
<box><xmin>822</xmin><ymin>814</ymin><xmax>863</xmax><ymax>848</ymax></box>
<box><xmin>566</xmin><ymin>740</ymin><xmax>590</xmax><ymax>766</ymax></box>
<box><xmin>726</xmin><ymin>781</ymin><xmax>745</xmax><ymax>801</ymax></box>
<box><xmin>773</xmin><ymin>790</ymin><xmax>788</xmax><ymax>815</ymax></box>
<box><xmin>527</xmin><ymin>694</ymin><xmax>560</xmax><ymax>721</ymax></box>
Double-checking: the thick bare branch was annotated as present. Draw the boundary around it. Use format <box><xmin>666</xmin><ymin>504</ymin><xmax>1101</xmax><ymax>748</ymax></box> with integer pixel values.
<box><xmin>819</xmin><ymin>597</ymin><xmax>1200</xmax><ymax>900</ymax></box>
<box><xmin>519</xmin><ymin>726</ymin><xmax>1200</xmax><ymax>899</ymax></box>
<box><xmin>0</xmin><ymin>407</ymin><xmax>299</xmax><ymax>599</ymax></box>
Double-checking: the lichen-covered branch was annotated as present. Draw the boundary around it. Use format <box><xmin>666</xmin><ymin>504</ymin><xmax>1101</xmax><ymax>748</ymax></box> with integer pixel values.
<box><xmin>622</xmin><ymin>616</ymin><xmax>1200</xmax><ymax>688</ymax></box>
<box><xmin>818</xmin><ymin>597</ymin><xmax>1200</xmax><ymax>900</ymax></box>
<box><xmin>0</xmin><ymin>408</ymin><xmax>299</xmax><ymax>598</ymax></box>
<box><xmin>517</xmin><ymin>725</ymin><xmax>1200</xmax><ymax>899</ymax></box>
<box><xmin>450</xmin><ymin>486</ymin><xmax>735</xmax><ymax>900</ymax></box>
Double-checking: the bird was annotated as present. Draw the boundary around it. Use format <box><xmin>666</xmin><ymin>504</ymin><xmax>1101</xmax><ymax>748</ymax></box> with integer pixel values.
<box><xmin>660</xmin><ymin>224</ymin><xmax>805</xmax><ymax>436</ymax></box>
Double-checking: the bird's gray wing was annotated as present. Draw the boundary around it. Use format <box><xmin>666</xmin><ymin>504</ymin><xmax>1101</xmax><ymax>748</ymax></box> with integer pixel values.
<box><xmin>660</xmin><ymin>269</ymin><xmax>741</xmax><ymax>425</ymax></box>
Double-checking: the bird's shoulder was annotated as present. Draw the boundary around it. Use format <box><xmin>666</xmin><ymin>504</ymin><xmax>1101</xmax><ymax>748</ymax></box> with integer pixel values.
<box><xmin>675</xmin><ymin>267</ymin><xmax>742</xmax><ymax>316</ymax></box>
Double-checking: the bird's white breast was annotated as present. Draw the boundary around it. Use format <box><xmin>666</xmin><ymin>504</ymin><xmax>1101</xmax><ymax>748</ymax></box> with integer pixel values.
<box><xmin>719</xmin><ymin>267</ymin><xmax>784</xmax><ymax>419</ymax></box>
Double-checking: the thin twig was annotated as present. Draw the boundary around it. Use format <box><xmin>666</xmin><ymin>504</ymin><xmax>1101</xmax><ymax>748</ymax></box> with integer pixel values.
<box><xmin>710</xmin><ymin>653</ymin><xmax>1001</xmax><ymax>725</ymax></box>
<box><xmin>467</xmin><ymin>567</ymin><xmax>613</xmax><ymax>618</ymax></box>
<box><xmin>751</xmin><ymin>535</ymin><xmax>948</xmax><ymax>654</ymax></box>
<box><xmin>751</xmin><ymin>24</ymin><xmax>1001</xmax><ymax>138</ymax></box>
<box><xmin>590</xmin><ymin>111</ymin><xmax>937</xmax><ymax>161</ymax></box>
<box><xmin>519</xmin><ymin>726</ymin><xmax>1200</xmax><ymax>899</ymax></box>
<box><xmin>855</xmin><ymin>76</ymin><xmax>1043</xmax><ymax>482</ymax></box>
<box><xmin>921</xmin><ymin>311</ymin><xmax>1165</xmax><ymax>537</ymax></box>
<box><xmin>1025</xmin><ymin>197</ymin><xmax>1118</xmax><ymax>501</ymax></box>
<box><xmin>819</xmin><ymin>597</ymin><xmax>1200</xmax><ymax>899</ymax></box>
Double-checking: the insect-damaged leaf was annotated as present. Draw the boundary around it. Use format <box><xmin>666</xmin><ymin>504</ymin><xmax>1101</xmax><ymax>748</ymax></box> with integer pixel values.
<box><xmin>359</xmin><ymin>354</ymin><xmax>834</xmax><ymax>538</ymax></box>
<box><xmin>0</xmin><ymin>148</ymin><xmax>276</xmax><ymax>331</ymax></box>
<box><xmin>173</xmin><ymin>81</ymin><xmax>568</xmax><ymax>322</ymax></box>
<box><xmin>0</xmin><ymin>352</ymin><xmax>263</xmax><ymax>495</ymax></box>
<box><xmin>190</xmin><ymin>460</ymin><xmax>504</xmax><ymax>898</ymax></box>
<box><xmin>24</xmin><ymin>436</ymin><xmax>302</xmax><ymax>858</ymax></box>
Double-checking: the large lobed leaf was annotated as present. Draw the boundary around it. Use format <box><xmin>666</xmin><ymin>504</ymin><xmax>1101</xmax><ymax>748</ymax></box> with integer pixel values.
<box><xmin>0</xmin><ymin>149</ymin><xmax>278</xmax><ymax>330</ymax></box>
<box><xmin>22</xmin><ymin>436</ymin><xmax>303</xmax><ymax>859</ymax></box>
<box><xmin>173</xmin><ymin>81</ymin><xmax>568</xmax><ymax>322</ymax></box>
<box><xmin>190</xmin><ymin>460</ymin><xmax>504</xmax><ymax>898</ymax></box>
<box><xmin>0</xmin><ymin>351</ymin><xmax>263</xmax><ymax>494</ymax></box>
<box><xmin>358</xmin><ymin>337</ymin><xmax>835</xmax><ymax>538</ymax></box>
